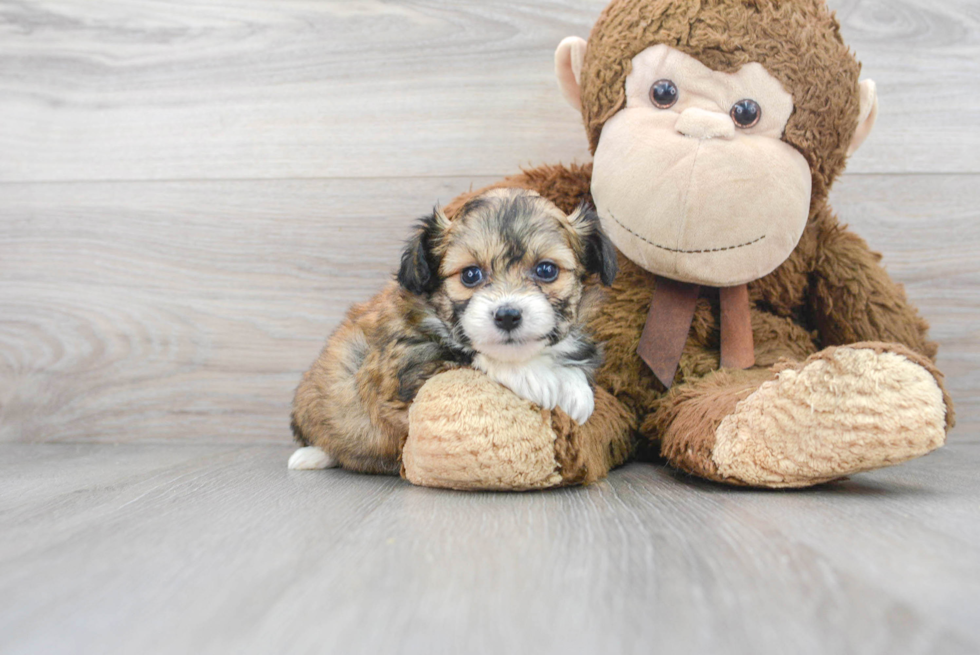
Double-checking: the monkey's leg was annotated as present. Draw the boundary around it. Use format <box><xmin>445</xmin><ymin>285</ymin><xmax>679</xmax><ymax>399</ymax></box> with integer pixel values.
<box><xmin>649</xmin><ymin>343</ymin><xmax>952</xmax><ymax>488</ymax></box>
<box><xmin>402</xmin><ymin>368</ymin><xmax>634</xmax><ymax>490</ymax></box>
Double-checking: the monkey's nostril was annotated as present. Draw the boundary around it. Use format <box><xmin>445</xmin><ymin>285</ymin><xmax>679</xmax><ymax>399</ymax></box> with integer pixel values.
<box><xmin>493</xmin><ymin>306</ymin><xmax>523</xmax><ymax>332</ymax></box>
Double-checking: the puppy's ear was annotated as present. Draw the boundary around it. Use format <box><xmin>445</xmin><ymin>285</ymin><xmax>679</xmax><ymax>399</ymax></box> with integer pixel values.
<box><xmin>398</xmin><ymin>207</ymin><xmax>451</xmax><ymax>295</ymax></box>
<box><xmin>568</xmin><ymin>204</ymin><xmax>618</xmax><ymax>287</ymax></box>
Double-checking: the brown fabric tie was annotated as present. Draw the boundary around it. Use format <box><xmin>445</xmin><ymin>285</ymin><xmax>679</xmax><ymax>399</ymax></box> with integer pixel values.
<box><xmin>637</xmin><ymin>276</ymin><xmax>755</xmax><ymax>389</ymax></box>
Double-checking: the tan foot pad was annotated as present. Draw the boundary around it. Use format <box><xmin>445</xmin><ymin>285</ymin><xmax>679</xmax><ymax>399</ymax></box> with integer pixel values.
<box><xmin>402</xmin><ymin>368</ymin><xmax>563</xmax><ymax>491</ymax></box>
<box><xmin>712</xmin><ymin>346</ymin><xmax>947</xmax><ymax>487</ymax></box>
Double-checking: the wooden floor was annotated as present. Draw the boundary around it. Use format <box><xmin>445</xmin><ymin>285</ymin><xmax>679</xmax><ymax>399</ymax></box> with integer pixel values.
<box><xmin>2</xmin><ymin>1</ymin><xmax>979</xmax><ymax>653</ymax></box>
<box><xmin>1</xmin><ymin>441</ymin><xmax>979</xmax><ymax>655</ymax></box>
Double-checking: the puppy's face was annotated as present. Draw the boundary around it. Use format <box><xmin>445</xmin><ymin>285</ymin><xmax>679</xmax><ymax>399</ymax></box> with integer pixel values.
<box><xmin>398</xmin><ymin>189</ymin><xmax>617</xmax><ymax>362</ymax></box>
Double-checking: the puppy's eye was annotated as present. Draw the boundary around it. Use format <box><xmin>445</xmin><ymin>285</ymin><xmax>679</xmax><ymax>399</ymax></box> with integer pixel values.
<box><xmin>730</xmin><ymin>99</ymin><xmax>761</xmax><ymax>128</ymax></box>
<box><xmin>460</xmin><ymin>266</ymin><xmax>484</xmax><ymax>288</ymax></box>
<box><xmin>650</xmin><ymin>79</ymin><xmax>678</xmax><ymax>109</ymax></box>
<box><xmin>533</xmin><ymin>261</ymin><xmax>559</xmax><ymax>283</ymax></box>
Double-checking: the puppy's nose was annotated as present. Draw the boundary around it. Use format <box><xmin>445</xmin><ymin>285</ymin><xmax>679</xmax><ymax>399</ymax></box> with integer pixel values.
<box><xmin>494</xmin><ymin>306</ymin><xmax>522</xmax><ymax>332</ymax></box>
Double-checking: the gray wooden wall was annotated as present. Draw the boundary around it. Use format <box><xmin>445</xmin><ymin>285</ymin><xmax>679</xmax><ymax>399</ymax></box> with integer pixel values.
<box><xmin>2</xmin><ymin>0</ymin><xmax>978</xmax><ymax>445</ymax></box>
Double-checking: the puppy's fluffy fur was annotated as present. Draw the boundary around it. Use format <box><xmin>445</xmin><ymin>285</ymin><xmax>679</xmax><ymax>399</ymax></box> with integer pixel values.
<box><xmin>289</xmin><ymin>189</ymin><xmax>617</xmax><ymax>472</ymax></box>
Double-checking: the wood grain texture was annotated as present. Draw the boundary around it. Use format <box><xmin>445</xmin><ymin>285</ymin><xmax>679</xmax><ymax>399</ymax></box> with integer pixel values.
<box><xmin>0</xmin><ymin>176</ymin><xmax>495</xmax><ymax>443</ymax></box>
<box><xmin>1</xmin><ymin>442</ymin><xmax>978</xmax><ymax>655</ymax></box>
<box><xmin>1</xmin><ymin>0</ymin><xmax>978</xmax><ymax>183</ymax></box>
<box><xmin>2</xmin><ymin>175</ymin><xmax>977</xmax><ymax>445</ymax></box>
<box><xmin>0</xmin><ymin>0</ymin><xmax>601</xmax><ymax>182</ymax></box>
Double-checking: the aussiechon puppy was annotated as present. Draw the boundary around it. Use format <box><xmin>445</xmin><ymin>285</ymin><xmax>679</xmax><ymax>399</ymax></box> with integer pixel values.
<box><xmin>288</xmin><ymin>188</ymin><xmax>618</xmax><ymax>473</ymax></box>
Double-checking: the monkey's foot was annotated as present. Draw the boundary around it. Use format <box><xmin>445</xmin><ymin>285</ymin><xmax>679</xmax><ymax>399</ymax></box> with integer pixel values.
<box><xmin>402</xmin><ymin>368</ymin><xmax>631</xmax><ymax>491</ymax></box>
<box><xmin>711</xmin><ymin>343</ymin><xmax>951</xmax><ymax>488</ymax></box>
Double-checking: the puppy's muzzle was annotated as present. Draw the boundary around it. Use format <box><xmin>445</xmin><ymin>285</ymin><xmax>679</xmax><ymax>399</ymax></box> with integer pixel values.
<box><xmin>493</xmin><ymin>306</ymin><xmax>522</xmax><ymax>333</ymax></box>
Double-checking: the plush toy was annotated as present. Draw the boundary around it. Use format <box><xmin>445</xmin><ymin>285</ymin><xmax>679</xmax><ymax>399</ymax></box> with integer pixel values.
<box><xmin>401</xmin><ymin>0</ymin><xmax>955</xmax><ymax>490</ymax></box>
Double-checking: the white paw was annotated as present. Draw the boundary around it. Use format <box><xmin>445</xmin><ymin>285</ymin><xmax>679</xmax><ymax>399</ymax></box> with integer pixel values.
<box><xmin>474</xmin><ymin>354</ymin><xmax>561</xmax><ymax>410</ymax></box>
<box><xmin>287</xmin><ymin>446</ymin><xmax>339</xmax><ymax>470</ymax></box>
<box><xmin>523</xmin><ymin>363</ymin><xmax>561</xmax><ymax>409</ymax></box>
<box><xmin>556</xmin><ymin>368</ymin><xmax>595</xmax><ymax>425</ymax></box>
<box><xmin>474</xmin><ymin>352</ymin><xmax>595</xmax><ymax>423</ymax></box>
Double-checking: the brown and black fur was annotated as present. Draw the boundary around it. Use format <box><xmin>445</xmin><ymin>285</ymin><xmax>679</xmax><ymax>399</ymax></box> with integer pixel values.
<box><xmin>291</xmin><ymin>282</ymin><xmax>471</xmax><ymax>474</ymax></box>
<box><xmin>292</xmin><ymin>189</ymin><xmax>617</xmax><ymax>474</ymax></box>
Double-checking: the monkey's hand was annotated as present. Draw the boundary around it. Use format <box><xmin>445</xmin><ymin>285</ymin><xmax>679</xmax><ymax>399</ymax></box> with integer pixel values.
<box><xmin>401</xmin><ymin>368</ymin><xmax>631</xmax><ymax>491</ymax></box>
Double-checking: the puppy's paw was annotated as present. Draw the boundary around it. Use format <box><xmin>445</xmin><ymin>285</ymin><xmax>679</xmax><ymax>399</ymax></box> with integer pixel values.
<box><xmin>287</xmin><ymin>446</ymin><xmax>339</xmax><ymax>470</ymax></box>
<box><xmin>524</xmin><ymin>363</ymin><xmax>562</xmax><ymax>410</ymax></box>
<box><xmin>556</xmin><ymin>368</ymin><xmax>594</xmax><ymax>425</ymax></box>
<box><xmin>475</xmin><ymin>355</ymin><xmax>561</xmax><ymax>410</ymax></box>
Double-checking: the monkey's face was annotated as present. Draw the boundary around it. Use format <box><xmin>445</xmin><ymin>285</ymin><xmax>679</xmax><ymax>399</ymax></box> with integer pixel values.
<box><xmin>590</xmin><ymin>45</ymin><xmax>812</xmax><ymax>287</ymax></box>
<box><xmin>398</xmin><ymin>189</ymin><xmax>617</xmax><ymax>363</ymax></box>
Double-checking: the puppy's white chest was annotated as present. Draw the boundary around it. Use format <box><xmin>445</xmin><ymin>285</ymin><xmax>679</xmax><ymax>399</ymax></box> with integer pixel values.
<box><xmin>473</xmin><ymin>353</ymin><xmax>594</xmax><ymax>425</ymax></box>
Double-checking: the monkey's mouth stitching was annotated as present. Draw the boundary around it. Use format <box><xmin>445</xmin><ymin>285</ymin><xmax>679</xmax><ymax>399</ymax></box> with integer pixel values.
<box><xmin>607</xmin><ymin>212</ymin><xmax>766</xmax><ymax>254</ymax></box>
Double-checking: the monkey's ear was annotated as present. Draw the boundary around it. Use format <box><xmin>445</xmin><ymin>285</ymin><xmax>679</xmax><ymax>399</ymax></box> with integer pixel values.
<box><xmin>568</xmin><ymin>205</ymin><xmax>618</xmax><ymax>287</ymax></box>
<box><xmin>398</xmin><ymin>208</ymin><xmax>450</xmax><ymax>295</ymax></box>
<box><xmin>555</xmin><ymin>36</ymin><xmax>588</xmax><ymax>111</ymax></box>
<box><xmin>847</xmin><ymin>79</ymin><xmax>879</xmax><ymax>156</ymax></box>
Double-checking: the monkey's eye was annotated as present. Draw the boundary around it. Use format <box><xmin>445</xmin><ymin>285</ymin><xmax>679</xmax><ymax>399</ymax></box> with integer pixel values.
<box><xmin>460</xmin><ymin>266</ymin><xmax>484</xmax><ymax>288</ymax></box>
<box><xmin>730</xmin><ymin>99</ymin><xmax>762</xmax><ymax>128</ymax></box>
<box><xmin>649</xmin><ymin>79</ymin><xmax>679</xmax><ymax>109</ymax></box>
<box><xmin>533</xmin><ymin>261</ymin><xmax>560</xmax><ymax>283</ymax></box>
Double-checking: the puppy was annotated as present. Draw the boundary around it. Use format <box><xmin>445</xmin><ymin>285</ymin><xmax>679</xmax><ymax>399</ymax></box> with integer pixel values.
<box><xmin>288</xmin><ymin>188</ymin><xmax>618</xmax><ymax>472</ymax></box>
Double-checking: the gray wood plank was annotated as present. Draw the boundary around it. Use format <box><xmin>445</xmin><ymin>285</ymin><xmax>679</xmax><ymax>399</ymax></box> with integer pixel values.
<box><xmin>0</xmin><ymin>0</ymin><xmax>601</xmax><ymax>183</ymax></box>
<box><xmin>1</xmin><ymin>0</ymin><xmax>977</xmax><ymax>183</ymax></box>
<box><xmin>2</xmin><ymin>174</ymin><xmax>977</xmax><ymax>445</ymax></box>
<box><xmin>832</xmin><ymin>0</ymin><xmax>980</xmax><ymax>175</ymax></box>
<box><xmin>0</xmin><ymin>176</ymin><xmax>496</xmax><ymax>443</ymax></box>
<box><xmin>1</xmin><ymin>441</ymin><xmax>977</xmax><ymax>655</ymax></box>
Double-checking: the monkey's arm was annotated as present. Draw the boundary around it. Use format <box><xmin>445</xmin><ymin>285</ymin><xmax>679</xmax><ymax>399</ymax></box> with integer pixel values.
<box><xmin>808</xmin><ymin>216</ymin><xmax>937</xmax><ymax>360</ymax></box>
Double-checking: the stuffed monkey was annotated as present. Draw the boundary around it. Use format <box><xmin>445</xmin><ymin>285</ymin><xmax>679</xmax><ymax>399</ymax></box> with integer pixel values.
<box><xmin>399</xmin><ymin>0</ymin><xmax>954</xmax><ymax>490</ymax></box>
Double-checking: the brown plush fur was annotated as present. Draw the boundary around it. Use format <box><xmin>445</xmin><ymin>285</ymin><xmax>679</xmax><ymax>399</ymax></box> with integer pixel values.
<box><xmin>403</xmin><ymin>0</ymin><xmax>953</xmax><ymax>488</ymax></box>
<box><xmin>402</xmin><ymin>370</ymin><xmax>635</xmax><ymax>490</ymax></box>
<box><xmin>440</xmin><ymin>155</ymin><xmax>951</xmax><ymax>482</ymax></box>
<box><xmin>552</xmin><ymin>385</ymin><xmax>636</xmax><ymax>485</ymax></box>
<box><xmin>781</xmin><ymin>341</ymin><xmax>955</xmax><ymax>432</ymax></box>
<box><xmin>650</xmin><ymin>367</ymin><xmax>777</xmax><ymax>483</ymax></box>
<box><xmin>403</xmin><ymin>368</ymin><xmax>565</xmax><ymax>491</ymax></box>
<box><xmin>709</xmin><ymin>342</ymin><xmax>949</xmax><ymax>486</ymax></box>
